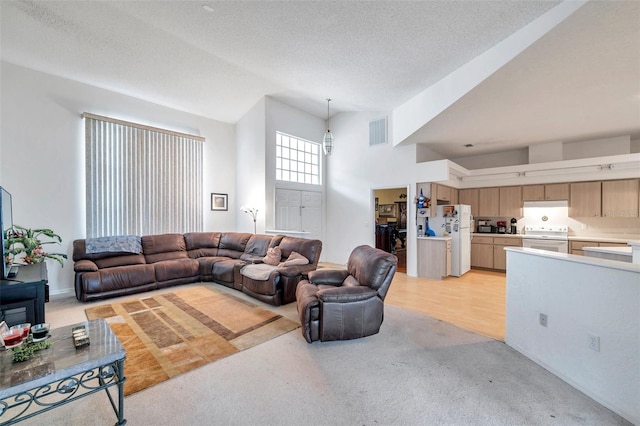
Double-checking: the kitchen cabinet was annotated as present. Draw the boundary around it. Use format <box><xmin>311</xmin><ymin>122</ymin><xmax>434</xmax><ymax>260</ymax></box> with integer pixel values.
<box><xmin>433</xmin><ymin>183</ymin><xmax>458</xmax><ymax>204</ymax></box>
<box><xmin>544</xmin><ymin>183</ymin><xmax>570</xmax><ymax>200</ymax></box>
<box><xmin>459</xmin><ymin>189</ymin><xmax>478</xmax><ymax>216</ymax></box>
<box><xmin>478</xmin><ymin>188</ymin><xmax>500</xmax><ymax>217</ymax></box>
<box><xmin>499</xmin><ymin>186</ymin><xmax>522</xmax><ymax>218</ymax></box>
<box><xmin>570</xmin><ymin>181</ymin><xmax>601</xmax><ymax>217</ymax></box>
<box><xmin>471</xmin><ymin>236</ymin><xmax>493</xmax><ymax>269</ymax></box>
<box><xmin>602</xmin><ymin>179</ymin><xmax>639</xmax><ymax>217</ymax></box>
<box><xmin>417</xmin><ymin>238</ymin><xmax>451</xmax><ymax>280</ymax></box>
<box><xmin>432</xmin><ymin>183</ymin><xmax>450</xmax><ymax>203</ymax></box>
<box><xmin>492</xmin><ymin>237</ymin><xmax>522</xmax><ymax>271</ymax></box>
<box><xmin>522</xmin><ymin>185</ymin><xmax>544</xmax><ymax>201</ymax></box>
<box><xmin>523</xmin><ymin>183</ymin><xmax>569</xmax><ymax>201</ymax></box>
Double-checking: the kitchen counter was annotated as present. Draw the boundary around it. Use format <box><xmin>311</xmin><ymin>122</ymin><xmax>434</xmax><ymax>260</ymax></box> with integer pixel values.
<box><xmin>583</xmin><ymin>246</ymin><xmax>633</xmax><ymax>263</ymax></box>
<box><xmin>417</xmin><ymin>236</ymin><xmax>452</xmax><ymax>241</ymax></box>
<box><xmin>568</xmin><ymin>235</ymin><xmax>640</xmax><ymax>244</ymax></box>
<box><xmin>472</xmin><ymin>233</ymin><xmax>522</xmax><ymax>238</ymax></box>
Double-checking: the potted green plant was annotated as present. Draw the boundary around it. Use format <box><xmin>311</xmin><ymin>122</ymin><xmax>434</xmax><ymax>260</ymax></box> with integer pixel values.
<box><xmin>4</xmin><ymin>225</ymin><xmax>67</xmax><ymax>267</ymax></box>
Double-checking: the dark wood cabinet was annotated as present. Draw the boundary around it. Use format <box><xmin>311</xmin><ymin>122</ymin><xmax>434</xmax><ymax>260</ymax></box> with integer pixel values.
<box><xmin>1</xmin><ymin>263</ymin><xmax>48</xmax><ymax>326</ymax></box>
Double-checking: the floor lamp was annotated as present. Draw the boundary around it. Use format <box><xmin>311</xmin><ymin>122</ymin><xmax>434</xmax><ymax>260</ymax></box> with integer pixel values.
<box><xmin>241</xmin><ymin>207</ymin><xmax>258</xmax><ymax>234</ymax></box>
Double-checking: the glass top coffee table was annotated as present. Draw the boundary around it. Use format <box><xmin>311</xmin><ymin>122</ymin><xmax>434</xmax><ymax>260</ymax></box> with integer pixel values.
<box><xmin>0</xmin><ymin>318</ymin><xmax>126</xmax><ymax>425</ymax></box>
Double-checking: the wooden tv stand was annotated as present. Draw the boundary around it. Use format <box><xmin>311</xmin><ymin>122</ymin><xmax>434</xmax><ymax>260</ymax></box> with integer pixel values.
<box><xmin>0</xmin><ymin>263</ymin><xmax>48</xmax><ymax>326</ymax></box>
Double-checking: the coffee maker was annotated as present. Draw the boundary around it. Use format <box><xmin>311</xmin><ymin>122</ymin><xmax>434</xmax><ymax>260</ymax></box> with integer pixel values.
<box><xmin>510</xmin><ymin>218</ymin><xmax>518</xmax><ymax>234</ymax></box>
<box><xmin>496</xmin><ymin>221</ymin><xmax>507</xmax><ymax>234</ymax></box>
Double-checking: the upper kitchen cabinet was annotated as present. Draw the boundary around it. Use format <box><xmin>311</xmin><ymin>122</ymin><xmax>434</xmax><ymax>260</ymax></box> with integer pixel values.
<box><xmin>431</xmin><ymin>183</ymin><xmax>458</xmax><ymax>206</ymax></box>
<box><xmin>522</xmin><ymin>185</ymin><xmax>544</xmax><ymax>201</ymax></box>
<box><xmin>602</xmin><ymin>179</ymin><xmax>639</xmax><ymax>217</ymax></box>
<box><xmin>499</xmin><ymin>186</ymin><xmax>522</xmax><ymax>218</ymax></box>
<box><xmin>522</xmin><ymin>184</ymin><xmax>569</xmax><ymax>201</ymax></box>
<box><xmin>570</xmin><ymin>181</ymin><xmax>601</xmax><ymax>217</ymax></box>
<box><xmin>478</xmin><ymin>187</ymin><xmax>500</xmax><ymax>217</ymax></box>
<box><xmin>459</xmin><ymin>188</ymin><xmax>479</xmax><ymax>216</ymax></box>
<box><xmin>544</xmin><ymin>183</ymin><xmax>570</xmax><ymax>200</ymax></box>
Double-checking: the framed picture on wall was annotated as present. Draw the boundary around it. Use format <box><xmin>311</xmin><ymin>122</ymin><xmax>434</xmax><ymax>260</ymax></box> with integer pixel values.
<box><xmin>211</xmin><ymin>193</ymin><xmax>228</xmax><ymax>211</ymax></box>
<box><xmin>378</xmin><ymin>204</ymin><xmax>397</xmax><ymax>218</ymax></box>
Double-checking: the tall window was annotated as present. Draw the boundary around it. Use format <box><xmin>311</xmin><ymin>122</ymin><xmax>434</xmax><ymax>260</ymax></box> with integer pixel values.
<box><xmin>276</xmin><ymin>132</ymin><xmax>321</xmax><ymax>185</ymax></box>
<box><xmin>83</xmin><ymin>113</ymin><xmax>204</xmax><ymax>237</ymax></box>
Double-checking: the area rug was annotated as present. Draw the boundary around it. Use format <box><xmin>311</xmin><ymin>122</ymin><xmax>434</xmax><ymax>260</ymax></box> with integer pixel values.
<box><xmin>85</xmin><ymin>286</ymin><xmax>299</xmax><ymax>396</ymax></box>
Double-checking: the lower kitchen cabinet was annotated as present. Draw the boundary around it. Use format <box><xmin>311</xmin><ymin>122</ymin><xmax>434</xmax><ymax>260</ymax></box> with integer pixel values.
<box><xmin>471</xmin><ymin>236</ymin><xmax>494</xmax><ymax>269</ymax></box>
<box><xmin>492</xmin><ymin>237</ymin><xmax>522</xmax><ymax>270</ymax></box>
<box><xmin>417</xmin><ymin>238</ymin><xmax>451</xmax><ymax>280</ymax></box>
<box><xmin>471</xmin><ymin>236</ymin><xmax>521</xmax><ymax>271</ymax></box>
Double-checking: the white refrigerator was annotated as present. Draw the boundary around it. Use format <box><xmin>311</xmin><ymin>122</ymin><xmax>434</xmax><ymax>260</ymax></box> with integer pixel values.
<box><xmin>428</xmin><ymin>204</ymin><xmax>472</xmax><ymax>277</ymax></box>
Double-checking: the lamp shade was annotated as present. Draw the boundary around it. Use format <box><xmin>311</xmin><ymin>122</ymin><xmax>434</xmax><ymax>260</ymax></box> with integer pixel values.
<box><xmin>323</xmin><ymin>130</ymin><xmax>333</xmax><ymax>156</ymax></box>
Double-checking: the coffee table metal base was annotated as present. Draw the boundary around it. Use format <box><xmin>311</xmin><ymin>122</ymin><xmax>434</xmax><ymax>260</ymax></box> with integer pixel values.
<box><xmin>0</xmin><ymin>358</ymin><xmax>126</xmax><ymax>426</ymax></box>
<box><xmin>0</xmin><ymin>319</ymin><xmax>126</xmax><ymax>426</ymax></box>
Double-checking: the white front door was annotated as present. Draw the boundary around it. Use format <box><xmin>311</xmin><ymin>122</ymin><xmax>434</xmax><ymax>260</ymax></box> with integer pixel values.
<box><xmin>275</xmin><ymin>188</ymin><xmax>301</xmax><ymax>231</ymax></box>
<box><xmin>301</xmin><ymin>191</ymin><xmax>322</xmax><ymax>240</ymax></box>
<box><xmin>275</xmin><ymin>188</ymin><xmax>322</xmax><ymax>240</ymax></box>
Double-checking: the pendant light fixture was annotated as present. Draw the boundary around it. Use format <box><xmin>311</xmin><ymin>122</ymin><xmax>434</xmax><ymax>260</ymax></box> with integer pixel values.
<box><xmin>322</xmin><ymin>98</ymin><xmax>334</xmax><ymax>156</ymax></box>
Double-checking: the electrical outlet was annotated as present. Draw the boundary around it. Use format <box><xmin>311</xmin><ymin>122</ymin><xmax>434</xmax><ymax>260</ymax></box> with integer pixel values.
<box><xmin>588</xmin><ymin>334</ymin><xmax>600</xmax><ymax>352</ymax></box>
<box><xmin>539</xmin><ymin>313</ymin><xmax>548</xmax><ymax>327</ymax></box>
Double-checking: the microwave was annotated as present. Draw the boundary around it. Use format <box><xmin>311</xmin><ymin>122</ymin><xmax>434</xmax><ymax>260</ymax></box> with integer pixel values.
<box><xmin>477</xmin><ymin>225</ymin><xmax>495</xmax><ymax>233</ymax></box>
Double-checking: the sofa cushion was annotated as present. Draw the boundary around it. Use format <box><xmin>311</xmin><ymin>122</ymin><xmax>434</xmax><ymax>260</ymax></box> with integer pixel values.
<box><xmin>217</xmin><ymin>233</ymin><xmax>251</xmax><ymax>258</ymax></box>
<box><xmin>278</xmin><ymin>236</ymin><xmax>322</xmax><ymax>267</ymax></box>
<box><xmin>212</xmin><ymin>258</ymin><xmax>246</xmax><ymax>283</ymax></box>
<box><xmin>82</xmin><ymin>264</ymin><xmax>156</xmax><ymax>294</ymax></box>
<box><xmin>244</xmin><ymin>234</ymin><xmax>273</xmax><ymax>257</ymax></box>
<box><xmin>94</xmin><ymin>254</ymin><xmax>147</xmax><ymax>269</ymax></box>
<box><xmin>154</xmin><ymin>258</ymin><xmax>199</xmax><ymax>282</ymax></box>
<box><xmin>184</xmin><ymin>232</ymin><xmax>221</xmax><ymax>256</ymax></box>
<box><xmin>142</xmin><ymin>234</ymin><xmax>188</xmax><ymax>263</ymax></box>
<box><xmin>279</xmin><ymin>251</ymin><xmax>308</xmax><ymax>267</ymax></box>
<box><xmin>263</xmin><ymin>247</ymin><xmax>282</xmax><ymax>266</ymax></box>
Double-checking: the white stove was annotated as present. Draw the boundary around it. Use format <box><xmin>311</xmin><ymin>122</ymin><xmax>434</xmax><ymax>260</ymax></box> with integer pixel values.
<box><xmin>522</xmin><ymin>225</ymin><xmax>569</xmax><ymax>253</ymax></box>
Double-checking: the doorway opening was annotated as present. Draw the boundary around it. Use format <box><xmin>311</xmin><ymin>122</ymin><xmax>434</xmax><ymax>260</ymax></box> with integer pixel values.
<box><xmin>373</xmin><ymin>187</ymin><xmax>407</xmax><ymax>273</ymax></box>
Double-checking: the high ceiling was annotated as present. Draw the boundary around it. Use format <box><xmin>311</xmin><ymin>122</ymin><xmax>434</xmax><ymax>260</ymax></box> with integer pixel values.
<box><xmin>1</xmin><ymin>1</ymin><xmax>638</xmax><ymax>159</ymax></box>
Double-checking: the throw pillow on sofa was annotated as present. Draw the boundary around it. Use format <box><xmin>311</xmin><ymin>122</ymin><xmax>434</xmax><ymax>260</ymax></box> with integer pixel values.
<box><xmin>280</xmin><ymin>251</ymin><xmax>309</xmax><ymax>267</ymax></box>
<box><xmin>263</xmin><ymin>247</ymin><xmax>282</xmax><ymax>265</ymax></box>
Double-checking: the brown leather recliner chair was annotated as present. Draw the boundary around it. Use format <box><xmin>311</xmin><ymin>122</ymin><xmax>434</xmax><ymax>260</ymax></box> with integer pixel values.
<box><xmin>296</xmin><ymin>245</ymin><xmax>397</xmax><ymax>343</ymax></box>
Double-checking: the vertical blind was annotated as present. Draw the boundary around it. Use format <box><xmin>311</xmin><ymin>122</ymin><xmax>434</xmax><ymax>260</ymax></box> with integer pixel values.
<box><xmin>83</xmin><ymin>113</ymin><xmax>204</xmax><ymax>238</ymax></box>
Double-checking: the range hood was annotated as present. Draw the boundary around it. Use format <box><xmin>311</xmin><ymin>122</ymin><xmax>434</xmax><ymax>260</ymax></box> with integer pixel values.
<box><xmin>523</xmin><ymin>200</ymin><xmax>568</xmax><ymax>208</ymax></box>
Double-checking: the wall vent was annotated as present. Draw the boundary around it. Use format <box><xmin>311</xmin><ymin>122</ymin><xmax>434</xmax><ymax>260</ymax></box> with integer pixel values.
<box><xmin>369</xmin><ymin>117</ymin><xmax>387</xmax><ymax>146</ymax></box>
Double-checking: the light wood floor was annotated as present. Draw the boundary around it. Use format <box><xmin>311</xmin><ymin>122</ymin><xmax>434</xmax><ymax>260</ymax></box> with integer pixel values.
<box><xmin>385</xmin><ymin>269</ymin><xmax>506</xmax><ymax>341</ymax></box>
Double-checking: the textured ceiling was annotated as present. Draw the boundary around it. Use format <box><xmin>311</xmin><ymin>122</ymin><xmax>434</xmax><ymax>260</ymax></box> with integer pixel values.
<box><xmin>1</xmin><ymin>1</ymin><xmax>638</xmax><ymax>158</ymax></box>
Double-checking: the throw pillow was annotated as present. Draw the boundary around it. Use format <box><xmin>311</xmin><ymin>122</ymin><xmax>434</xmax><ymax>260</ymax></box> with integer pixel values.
<box><xmin>280</xmin><ymin>251</ymin><xmax>309</xmax><ymax>267</ymax></box>
<box><xmin>263</xmin><ymin>247</ymin><xmax>282</xmax><ymax>266</ymax></box>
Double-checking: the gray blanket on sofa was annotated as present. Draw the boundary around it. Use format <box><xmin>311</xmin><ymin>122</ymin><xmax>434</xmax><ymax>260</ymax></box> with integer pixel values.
<box><xmin>240</xmin><ymin>263</ymin><xmax>278</xmax><ymax>280</ymax></box>
<box><xmin>86</xmin><ymin>235</ymin><xmax>142</xmax><ymax>254</ymax></box>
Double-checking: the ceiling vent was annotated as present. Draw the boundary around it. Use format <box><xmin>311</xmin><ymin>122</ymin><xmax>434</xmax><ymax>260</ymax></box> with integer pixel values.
<box><xmin>369</xmin><ymin>117</ymin><xmax>387</xmax><ymax>146</ymax></box>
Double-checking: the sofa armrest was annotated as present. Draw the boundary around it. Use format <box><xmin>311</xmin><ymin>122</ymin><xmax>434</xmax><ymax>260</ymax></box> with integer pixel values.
<box><xmin>308</xmin><ymin>269</ymin><xmax>349</xmax><ymax>286</ymax></box>
<box><xmin>74</xmin><ymin>259</ymin><xmax>98</xmax><ymax>273</ymax></box>
<box><xmin>317</xmin><ymin>286</ymin><xmax>377</xmax><ymax>303</ymax></box>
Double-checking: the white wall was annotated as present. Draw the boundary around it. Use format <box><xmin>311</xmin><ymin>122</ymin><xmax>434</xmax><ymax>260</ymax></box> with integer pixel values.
<box><xmin>505</xmin><ymin>248</ymin><xmax>640</xmax><ymax>424</ymax></box>
<box><xmin>235</xmin><ymin>97</ymin><xmax>326</xmax><ymax>237</ymax></box>
<box><xmin>236</xmin><ymin>98</ymin><xmax>266</xmax><ymax>233</ymax></box>
<box><xmin>264</xmin><ymin>97</ymin><xmax>326</xmax><ymax>233</ymax></box>
<box><xmin>327</xmin><ymin>111</ymin><xmax>419</xmax><ymax>271</ymax></box>
<box><xmin>0</xmin><ymin>61</ymin><xmax>236</xmax><ymax>296</ymax></box>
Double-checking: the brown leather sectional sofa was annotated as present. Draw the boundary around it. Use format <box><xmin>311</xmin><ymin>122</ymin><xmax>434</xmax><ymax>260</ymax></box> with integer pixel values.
<box><xmin>73</xmin><ymin>232</ymin><xmax>322</xmax><ymax>305</ymax></box>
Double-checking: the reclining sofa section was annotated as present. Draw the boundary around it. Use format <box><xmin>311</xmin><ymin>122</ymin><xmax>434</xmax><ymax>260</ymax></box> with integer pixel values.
<box><xmin>73</xmin><ymin>232</ymin><xmax>322</xmax><ymax>306</ymax></box>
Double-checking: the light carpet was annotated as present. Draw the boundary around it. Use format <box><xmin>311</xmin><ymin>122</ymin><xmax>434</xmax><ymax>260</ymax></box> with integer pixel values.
<box><xmin>85</xmin><ymin>286</ymin><xmax>299</xmax><ymax>396</ymax></box>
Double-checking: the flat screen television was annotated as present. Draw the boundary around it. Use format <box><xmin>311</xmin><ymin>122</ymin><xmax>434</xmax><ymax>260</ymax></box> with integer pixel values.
<box><xmin>1</xmin><ymin>186</ymin><xmax>14</xmax><ymax>279</ymax></box>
